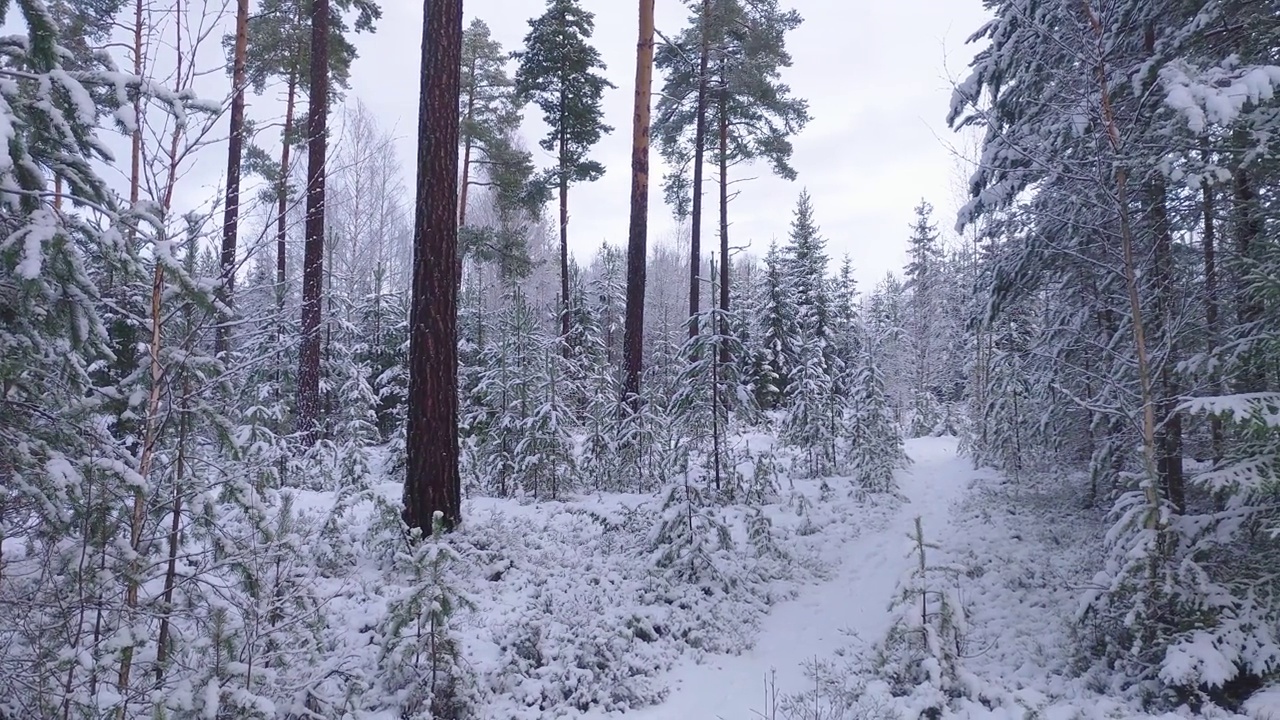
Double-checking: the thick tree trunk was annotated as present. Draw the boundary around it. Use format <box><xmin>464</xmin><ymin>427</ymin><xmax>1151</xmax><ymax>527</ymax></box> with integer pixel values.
<box><xmin>687</xmin><ymin>0</ymin><xmax>710</xmax><ymax>338</ymax></box>
<box><xmin>717</xmin><ymin>62</ymin><xmax>730</xmax><ymax>369</ymax></box>
<box><xmin>403</xmin><ymin>0</ymin><xmax>464</xmax><ymax>534</ymax></box>
<box><xmin>216</xmin><ymin>0</ymin><xmax>250</xmax><ymax>358</ymax></box>
<box><xmin>621</xmin><ymin>0</ymin><xmax>656</xmax><ymax>405</ymax></box>
<box><xmin>297</xmin><ymin>0</ymin><xmax>330</xmax><ymax>443</ymax></box>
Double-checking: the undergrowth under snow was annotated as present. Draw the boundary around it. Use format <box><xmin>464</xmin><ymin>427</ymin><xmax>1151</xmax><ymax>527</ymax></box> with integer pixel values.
<box><xmin>285</xmin><ymin>455</ymin><xmax>896</xmax><ymax>719</ymax></box>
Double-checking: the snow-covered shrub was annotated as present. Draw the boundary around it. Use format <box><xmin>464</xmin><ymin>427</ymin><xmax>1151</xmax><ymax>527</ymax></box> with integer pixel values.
<box><xmin>909</xmin><ymin>389</ymin><xmax>945</xmax><ymax>439</ymax></box>
<box><xmin>490</xmin><ymin>566</ymin><xmax>667</xmax><ymax>714</ymax></box>
<box><xmin>377</xmin><ymin>513</ymin><xmax>475</xmax><ymax>719</ymax></box>
<box><xmin>649</xmin><ymin>479</ymin><xmax>737</xmax><ymax>591</ymax></box>
<box><xmin>760</xmin><ymin>662</ymin><xmax>896</xmax><ymax>720</ymax></box>
<box><xmin>872</xmin><ymin>516</ymin><xmax>974</xmax><ymax>710</ymax></box>
<box><xmin>1082</xmin><ymin>393</ymin><xmax>1280</xmax><ymax>709</ymax></box>
<box><xmin>844</xmin><ymin>351</ymin><xmax>908</xmax><ymax>494</ymax></box>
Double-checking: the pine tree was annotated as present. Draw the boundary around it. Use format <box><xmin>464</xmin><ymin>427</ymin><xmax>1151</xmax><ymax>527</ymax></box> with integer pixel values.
<box><xmin>622</xmin><ymin>0</ymin><xmax>657</xmax><ymax>405</ymax></box>
<box><xmin>242</xmin><ymin>0</ymin><xmax>379</xmax><ymax>321</ymax></box>
<box><xmin>655</xmin><ymin>0</ymin><xmax>810</xmax><ymax>344</ymax></box>
<box><xmin>459</xmin><ymin>20</ymin><xmax>538</xmax><ymax>229</ymax></box>
<box><xmin>515</xmin><ymin>0</ymin><xmax>615</xmax><ymax>344</ymax></box>
<box><xmin>404</xmin><ymin>0</ymin><xmax>464</xmax><ymax>533</ymax></box>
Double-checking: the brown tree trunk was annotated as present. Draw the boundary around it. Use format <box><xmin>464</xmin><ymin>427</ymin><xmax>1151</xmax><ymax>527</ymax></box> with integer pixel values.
<box><xmin>717</xmin><ymin>60</ymin><xmax>730</xmax><ymax>369</ymax></box>
<box><xmin>622</xmin><ymin>0</ymin><xmax>656</xmax><ymax>405</ymax></box>
<box><xmin>403</xmin><ymin>0</ymin><xmax>464</xmax><ymax>534</ymax></box>
<box><xmin>217</xmin><ymin>0</ymin><xmax>250</xmax><ymax>358</ymax></box>
<box><xmin>687</xmin><ymin>0</ymin><xmax>710</xmax><ymax>338</ymax></box>
<box><xmin>297</xmin><ymin>0</ymin><xmax>330</xmax><ymax>443</ymax></box>
<box><xmin>458</xmin><ymin>60</ymin><xmax>476</xmax><ymax>227</ymax></box>
<box><xmin>276</xmin><ymin>70</ymin><xmax>298</xmax><ymax>303</ymax></box>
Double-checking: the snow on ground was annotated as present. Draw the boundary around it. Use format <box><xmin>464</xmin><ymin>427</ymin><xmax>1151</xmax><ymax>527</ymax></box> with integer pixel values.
<box><xmin>591</xmin><ymin>436</ymin><xmax>972</xmax><ymax>720</ymax></box>
<box><xmin>287</xmin><ymin>437</ymin><xmax>1259</xmax><ymax>719</ymax></box>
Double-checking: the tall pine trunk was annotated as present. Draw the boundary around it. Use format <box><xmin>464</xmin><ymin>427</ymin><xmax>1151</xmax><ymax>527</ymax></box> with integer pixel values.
<box><xmin>717</xmin><ymin>59</ymin><xmax>730</xmax><ymax>369</ymax></box>
<box><xmin>622</xmin><ymin>0</ymin><xmax>656</xmax><ymax>405</ymax></box>
<box><xmin>217</xmin><ymin>0</ymin><xmax>250</xmax><ymax>358</ymax></box>
<box><xmin>1081</xmin><ymin>0</ymin><xmax>1164</xmax><ymax>533</ymax></box>
<box><xmin>559</xmin><ymin>161</ymin><xmax>570</xmax><ymax>348</ymax></box>
<box><xmin>276</xmin><ymin>69</ymin><xmax>298</xmax><ymax>308</ymax></box>
<box><xmin>297</xmin><ymin>0</ymin><xmax>330</xmax><ymax>443</ymax></box>
<box><xmin>404</xmin><ymin>0</ymin><xmax>464</xmax><ymax>533</ymax></box>
<box><xmin>687</xmin><ymin>0</ymin><xmax>710</xmax><ymax>337</ymax></box>
<box><xmin>459</xmin><ymin>57</ymin><xmax>476</xmax><ymax>227</ymax></box>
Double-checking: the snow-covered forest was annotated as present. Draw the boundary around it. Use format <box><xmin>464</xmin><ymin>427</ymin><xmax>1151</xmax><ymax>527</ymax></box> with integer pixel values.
<box><xmin>2</xmin><ymin>0</ymin><xmax>1279</xmax><ymax>717</ymax></box>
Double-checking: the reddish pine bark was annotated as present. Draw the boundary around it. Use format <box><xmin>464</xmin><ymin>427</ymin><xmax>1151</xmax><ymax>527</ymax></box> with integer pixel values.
<box><xmin>297</xmin><ymin>0</ymin><xmax>330</xmax><ymax>442</ymax></box>
<box><xmin>622</xmin><ymin>0</ymin><xmax>656</xmax><ymax>405</ymax></box>
<box><xmin>403</xmin><ymin>0</ymin><xmax>464</xmax><ymax>533</ymax></box>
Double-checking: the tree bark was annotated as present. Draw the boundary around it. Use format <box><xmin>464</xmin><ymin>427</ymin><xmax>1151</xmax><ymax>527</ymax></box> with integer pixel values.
<box><xmin>1203</xmin><ymin>167</ymin><xmax>1222</xmax><ymax>466</ymax></box>
<box><xmin>622</xmin><ymin>0</ymin><xmax>656</xmax><ymax>405</ymax></box>
<box><xmin>559</xmin><ymin>160</ymin><xmax>570</xmax><ymax>348</ymax></box>
<box><xmin>403</xmin><ymin>0</ymin><xmax>464</xmax><ymax>534</ymax></box>
<box><xmin>717</xmin><ymin>60</ymin><xmax>730</xmax><ymax>369</ymax></box>
<box><xmin>217</xmin><ymin>0</ymin><xmax>250</xmax><ymax>358</ymax></box>
<box><xmin>1150</xmin><ymin>178</ymin><xmax>1184</xmax><ymax>512</ymax></box>
<box><xmin>458</xmin><ymin>57</ymin><xmax>476</xmax><ymax>227</ymax></box>
<box><xmin>687</xmin><ymin>0</ymin><xmax>710</xmax><ymax>338</ymax></box>
<box><xmin>276</xmin><ymin>70</ymin><xmax>298</xmax><ymax>306</ymax></box>
<box><xmin>297</xmin><ymin>0</ymin><xmax>330</xmax><ymax>443</ymax></box>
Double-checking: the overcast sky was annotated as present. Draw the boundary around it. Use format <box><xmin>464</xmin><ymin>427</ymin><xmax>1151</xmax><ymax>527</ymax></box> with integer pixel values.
<box><xmin>345</xmin><ymin>0</ymin><xmax>992</xmax><ymax>289</ymax></box>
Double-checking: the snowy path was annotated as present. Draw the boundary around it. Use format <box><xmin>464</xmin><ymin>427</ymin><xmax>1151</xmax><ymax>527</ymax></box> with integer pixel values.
<box><xmin>608</xmin><ymin>436</ymin><xmax>974</xmax><ymax>720</ymax></box>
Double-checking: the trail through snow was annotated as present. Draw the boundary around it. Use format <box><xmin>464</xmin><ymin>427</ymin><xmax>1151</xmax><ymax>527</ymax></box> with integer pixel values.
<box><xmin>606</xmin><ymin>436</ymin><xmax>976</xmax><ymax>720</ymax></box>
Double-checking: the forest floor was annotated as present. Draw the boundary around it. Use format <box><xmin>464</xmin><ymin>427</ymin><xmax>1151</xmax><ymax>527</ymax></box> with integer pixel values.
<box><xmin>583</xmin><ymin>435</ymin><xmax>972</xmax><ymax>720</ymax></box>
<box><xmin>593</xmin><ymin>437</ymin><xmax>1259</xmax><ymax>720</ymax></box>
<box><xmin>298</xmin><ymin>437</ymin><xmax>1263</xmax><ymax>719</ymax></box>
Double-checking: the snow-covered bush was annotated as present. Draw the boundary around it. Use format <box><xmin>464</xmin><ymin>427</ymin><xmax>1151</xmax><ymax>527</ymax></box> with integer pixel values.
<box><xmin>872</xmin><ymin>516</ymin><xmax>974</xmax><ymax>710</ymax></box>
<box><xmin>377</xmin><ymin>513</ymin><xmax>476</xmax><ymax>719</ymax></box>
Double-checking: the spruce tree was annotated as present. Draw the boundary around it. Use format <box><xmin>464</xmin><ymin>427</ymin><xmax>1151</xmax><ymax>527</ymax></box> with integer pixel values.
<box><xmin>757</xmin><ymin>241</ymin><xmax>799</xmax><ymax>407</ymax></box>
<box><xmin>514</xmin><ymin>0</ymin><xmax>615</xmax><ymax>344</ymax></box>
<box><xmin>903</xmin><ymin>200</ymin><xmax>944</xmax><ymax>436</ymax></box>
<box><xmin>786</xmin><ymin>190</ymin><xmax>832</xmax><ymax>357</ymax></box>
